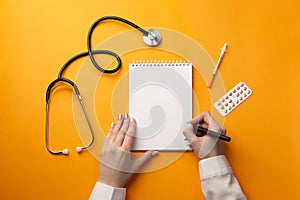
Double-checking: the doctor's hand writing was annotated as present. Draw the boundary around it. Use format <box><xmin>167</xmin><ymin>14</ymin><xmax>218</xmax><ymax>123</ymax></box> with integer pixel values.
<box><xmin>99</xmin><ymin>114</ymin><xmax>159</xmax><ymax>188</ymax></box>
<box><xmin>183</xmin><ymin>111</ymin><xmax>226</xmax><ymax>160</ymax></box>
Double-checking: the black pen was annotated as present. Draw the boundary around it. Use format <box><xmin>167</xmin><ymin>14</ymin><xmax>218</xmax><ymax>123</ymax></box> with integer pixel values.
<box><xmin>194</xmin><ymin>125</ymin><xmax>231</xmax><ymax>142</ymax></box>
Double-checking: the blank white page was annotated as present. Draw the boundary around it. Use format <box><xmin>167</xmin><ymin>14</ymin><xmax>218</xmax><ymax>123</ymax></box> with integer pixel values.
<box><xmin>129</xmin><ymin>61</ymin><xmax>192</xmax><ymax>151</ymax></box>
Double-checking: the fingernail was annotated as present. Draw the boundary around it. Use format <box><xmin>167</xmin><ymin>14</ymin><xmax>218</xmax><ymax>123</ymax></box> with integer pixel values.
<box><xmin>125</xmin><ymin>113</ymin><xmax>128</xmax><ymax>119</ymax></box>
<box><xmin>110</xmin><ymin>122</ymin><xmax>114</xmax><ymax>128</ymax></box>
<box><xmin>151</xmin><ymin>151</ymin><xmax>159</xmax><ymax>156</ymax></box>
<box><xmin>130</xmin><ymin>116</ymin><xmax>134</xmax><ymax>122</ymax></box>
<box><xmin>118</xmin><ymin>114</ymin><xmax>122</xmax><ymax>120</ymax></box>
<box><xmin>186</xmin><ymin>142</ymin><xmax>190</xmax><ymax>146</ymax></box>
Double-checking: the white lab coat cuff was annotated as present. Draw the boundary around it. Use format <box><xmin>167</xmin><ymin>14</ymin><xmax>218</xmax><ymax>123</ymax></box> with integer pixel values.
<box><xmin>199</xmin><ymin>155</ymin><xmax>233</xmax><ymax>180</ymax></box>
<box><xmin>89</xmin><ymin>182</ymin><xmax>126</xmax><ymax>200</ymax></box>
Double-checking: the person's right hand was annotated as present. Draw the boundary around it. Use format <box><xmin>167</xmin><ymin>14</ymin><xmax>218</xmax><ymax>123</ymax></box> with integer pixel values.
<box><xmin>183</xmin><ymin>111</ymin><xmax>226</xmax><ymax>160</ymax></box>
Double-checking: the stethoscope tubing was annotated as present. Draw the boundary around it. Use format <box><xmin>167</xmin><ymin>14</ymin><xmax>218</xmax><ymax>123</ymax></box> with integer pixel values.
<box><xmin>45</xmin><ymin>16</ymin><xmax>153</xmax><ymax>155</ymax></box>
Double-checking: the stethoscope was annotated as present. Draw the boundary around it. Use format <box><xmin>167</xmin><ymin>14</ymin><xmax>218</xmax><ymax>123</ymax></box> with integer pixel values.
<box><xmin>45</xmin><ymin>16</ymin><xmax>162</xmax><ymax>155</ymax></box>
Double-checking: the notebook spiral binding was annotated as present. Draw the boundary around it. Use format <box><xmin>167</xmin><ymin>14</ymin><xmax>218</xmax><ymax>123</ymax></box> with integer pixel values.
<box><xmin>131</xmin><ymin>60</ymin><xmax>191</xmax><ymax>67</ymax></box>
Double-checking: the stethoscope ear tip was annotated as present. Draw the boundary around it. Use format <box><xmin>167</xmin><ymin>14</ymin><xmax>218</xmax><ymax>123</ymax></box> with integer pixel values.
<box><xmin>76</xmin><ymin>146</ymin><xmax>83</xmax><ymax>153</ymax></box>
<box><xmin>62</xmin><ymin>149</ymin><xmax>69</xmax><ymax>155</ymax></box>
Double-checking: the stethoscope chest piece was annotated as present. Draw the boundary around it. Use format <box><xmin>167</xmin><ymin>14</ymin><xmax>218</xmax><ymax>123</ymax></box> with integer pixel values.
<box><xmin>143</xmin><ymin>29</ymin><xmax>162</xmax><ymax>47</ymax></box>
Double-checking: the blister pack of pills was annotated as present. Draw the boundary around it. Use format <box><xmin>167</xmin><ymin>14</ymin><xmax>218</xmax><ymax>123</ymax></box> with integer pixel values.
<box><xmin>214</xmin><ymin>82</ymin><xmax>252</xmax><ymax>116</ymax></box>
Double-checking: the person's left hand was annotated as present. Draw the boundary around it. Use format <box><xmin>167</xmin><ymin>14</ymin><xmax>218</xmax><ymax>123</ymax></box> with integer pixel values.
<box><xmin>99</xmin><ymin>114</ymin><xmax>159</xmax><ymax>188</ymax></box>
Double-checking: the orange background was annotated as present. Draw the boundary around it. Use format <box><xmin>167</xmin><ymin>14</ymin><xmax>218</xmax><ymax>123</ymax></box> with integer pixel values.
<box><xmin>1</xmin><ymin>0</ymin><xmax>300</xmax><ymax>199</ymax></box>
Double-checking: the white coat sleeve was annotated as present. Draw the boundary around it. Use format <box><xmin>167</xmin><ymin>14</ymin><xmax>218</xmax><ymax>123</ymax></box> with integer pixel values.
<box><xmin>199</xmin><ymin>155</ymin><xmax>247</xmax><ymax>200</ymax></box>
<box><xmin>89</xmin><ymin>182</ymin><xmax>126</xmax><ymax>200</ymax></box>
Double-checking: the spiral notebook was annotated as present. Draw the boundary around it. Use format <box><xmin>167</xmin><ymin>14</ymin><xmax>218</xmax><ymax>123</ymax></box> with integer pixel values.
<box><xmin>129</xmin><ymin>61</ymin><xmax>192</xmax><ymax>151</ymax></box>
